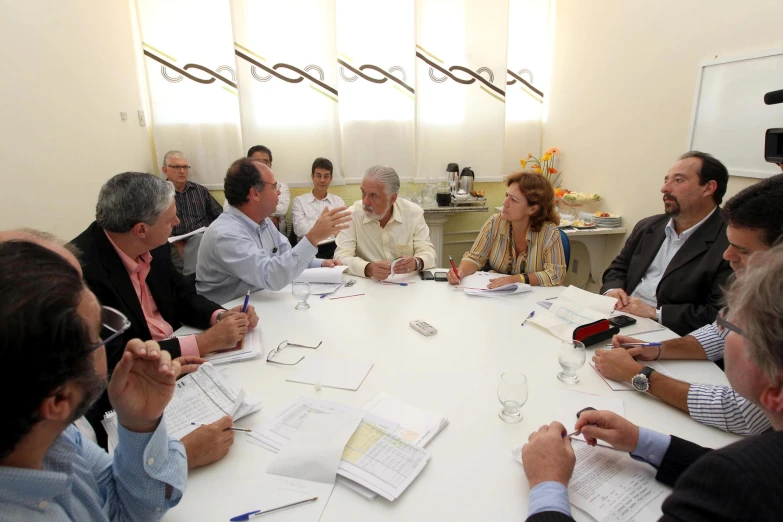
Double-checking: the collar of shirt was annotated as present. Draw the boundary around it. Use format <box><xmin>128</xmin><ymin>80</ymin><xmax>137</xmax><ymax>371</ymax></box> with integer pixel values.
<box><xmin>104</xmin><ymin>231</ymin><xmax>153</xmax><ymax>278</ymax></box>
<box><xmin>225</xmin><ymin>205</ymin><xmax>264</xmax><ymax>233</ymax></box>
<box><xmin>176</xmin><ymin>181</ymin><xmax>194</xmax><ymax>194</ymax></box>
<box><xmin>664</xmin><ymin>207</ymin><xmax>716</xmax><ymax>241</ymax></box>
<box><xmin>306</xmin><ymin>191</ymin><xmax>335</xmax><ymax>205</ymax></box>
<box><xmin>362</xmin><ymin>200</ymin><xmax>404</xmax><ymax>226</ymax></box>
<box><xmin>0</xmin><ymin>426</ymin><xmax>80</xmax><ymax>511</ymax></box>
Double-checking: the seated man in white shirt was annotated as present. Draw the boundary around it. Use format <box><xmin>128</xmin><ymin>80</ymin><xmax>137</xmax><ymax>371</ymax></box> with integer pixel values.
<box><xmin>291</xmin><ymin>157</ymin><xmax>345</xmax><ymax>259</ymax></box>
<box><xmin>335</xmin><ymin>165</ymin><xmax>436</xmax><ymax>280</ymax></box>
<box><xmin>197</xmin><ymin>158</ymin><xmax>350</xmax><ymax>303</ymax></box>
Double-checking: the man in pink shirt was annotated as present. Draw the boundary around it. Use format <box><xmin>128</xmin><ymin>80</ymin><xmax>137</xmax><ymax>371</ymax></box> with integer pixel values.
<box><xmin>71</xmin><ymin>172</ymin><xmax>258</xmax><ymax>467</ymax></box>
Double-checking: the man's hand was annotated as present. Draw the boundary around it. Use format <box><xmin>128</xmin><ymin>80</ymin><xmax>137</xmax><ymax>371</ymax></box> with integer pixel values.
<box><xmin>623</xmin><ymin>298</ymin><xmax>657</xmax><ymax>320</ymax></box>
<box><xmin>605</xmin><ymin>288</ymin><xmax>630</xmax><ymax>310</ymax></box>
<box><xmin>592</xmin><ymin>348</ymin><xmax>644</xmax><ymax>383</ymax></box>
<box><xmin>392</xmin><ymin>256</ymin><xmax>418</xmax><ymax>274</ymax></box>
<box><xmin>108</xmin><ymin>339</ymin><xmax>181</xmax><ymax>433</ymax></box>
<box><xmin>200</xmin><ymin>312</ymin><xmax>249</xmax><ymax>355</ymax></box>
<box><xmin>305</xmin><ymin>207</ymin><xmax>351</xmax><ymax>245</ymax></box>
<box><xmin>365</xmin><ymin>261</ymin><xmax>391</xmax><ymax>281</ymax></box>
<box><xmin>611</xmin><ymin>334</ymin><xmax>661</xmax><ymax>361</ymax></box>
<box><xmin>488</xmin><ymin>275</ymin><xmax>520</xmax><ymax>289</ymax></box>
<box><xmin>574</xmin><ymin>410</ymin><xmax>640</xmax><ymax>452</ymax></box>
<box><xmin>174</xmin><ymin>355</ymin><xmax>208</xmax><ymax>376</ymax></box>
<box><xmin>522</xmin><ymin>422</ymin><xmax>576</xmax><ymax>488</ymax></box>
<box><xmin>181</xmin><ymin>415</ymin><xmax>235</xmax><ymax>470</ymax></box>
<box><xmin>321</xmin><ymin>259</ymin><xmax>342</xmax><ymax>268</ymax></box>
<box><xmin>446</xmin><ymin>267</ymin><xmax>463</xmax><ymax>285</ymax></box>
<box><xmin>228</xmin><ymin>304</ymin><xmax>258</xmax><ymax>329</ymax></box>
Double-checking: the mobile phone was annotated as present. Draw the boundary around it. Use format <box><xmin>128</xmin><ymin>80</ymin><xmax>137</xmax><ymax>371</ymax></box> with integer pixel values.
<box><xmin>433</xmin><ymin>272</ymin><xmax>448</xmax><ymax>282</ymax></box>
<box><xmin>420</xmin><ymin>270</ymin><xmax>434</xmax><ymax>280</ymax></box>
<box><xmin>608</xmin><ymin>315</ymin><xmax>637</xmax><ymax>328</ymax></box>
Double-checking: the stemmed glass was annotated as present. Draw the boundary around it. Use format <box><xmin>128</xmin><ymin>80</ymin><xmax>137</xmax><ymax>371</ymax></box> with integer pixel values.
<box><xmin>292</xmin><ymin>282</ymin><xmax>311</xmax><ymax>310</ymax></box>
<box><xmin>557</xmin><ymin>340</ymin><xmax>586</xmax><ymax>384</ymax></box>
<box><xmin>497</xmin><ymin>373</ymin><xmax>528</xmax><ymax>423</ymax></box>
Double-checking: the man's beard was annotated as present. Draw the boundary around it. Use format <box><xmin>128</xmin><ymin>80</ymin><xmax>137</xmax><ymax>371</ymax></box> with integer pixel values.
<box><xmin>69</xmin><ymin>369</ymin><xmax>108</xmax><ymax>423</ymax></box>
<box><xmin>363</xmin><ymin>203</ymin><xmax>391</xmax><ymax>221</ymax></box>
<box><xmin>663</xmin><ymin>194</ymin><xmax>680</xmax><ymax>217</ymax></box>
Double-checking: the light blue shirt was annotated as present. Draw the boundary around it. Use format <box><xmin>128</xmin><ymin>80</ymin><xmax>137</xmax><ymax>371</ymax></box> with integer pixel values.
<box><xmin>0</xmin><ymin>420</ymin><xmax>186</xmax><ymax>522</ymax></box>
<box><xmin>527</xmin><ymin>428</ymin><xmax>671</xmax><ymax>518</ymax></box>
<box><xmin>631</xmin><ymin>208</ymin><xmax>717</xmax><ymax>309</ymax></box>
<box><xmin>196</xmin><ymin>206</ymin><xmax>323</xmax><ymax>304</ymax></box>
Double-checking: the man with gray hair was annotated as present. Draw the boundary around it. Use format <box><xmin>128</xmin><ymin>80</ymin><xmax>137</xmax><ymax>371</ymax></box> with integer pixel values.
<box><xmin>71</xmin><ymin>173</ymin><xmax>257</xmax><ymax>465</ymax></box>
<box><xmin>162</xmin><ymin>150</ymin><xmax>223</xmax><ymax>273</ymax></box>
<box><xmin>335</xmin><ymin>165</ymin><xmax>436</xmax><ymax>280</ymax></box>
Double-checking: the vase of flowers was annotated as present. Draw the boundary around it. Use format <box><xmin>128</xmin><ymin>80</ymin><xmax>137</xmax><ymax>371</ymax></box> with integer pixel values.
<box><xmin>520</xmin><ymin>147</ymin><xmax>561</xmax><ymax>187</ymax></box>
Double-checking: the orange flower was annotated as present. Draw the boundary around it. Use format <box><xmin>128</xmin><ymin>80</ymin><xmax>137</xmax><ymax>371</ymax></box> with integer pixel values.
<box><xmin>519</xmin><ymin>159</ymin><xmax>527</xmax><ymax>168</ymax></box>
<box><xmin>531</xmin><ymin>164</ymin><xmax>542</xmax><ymax>171</ymax></box>
<box><xmin>545</xmin><ymin>147</ymin><xmax>560</xmax><ymax>155</ymax></box>
<box><xmin>548</xmin><ymin>167</ymin><xmax>558</xmax><ymax>174</ymax></box>
<box><xmin>527</xmin><ymin>153</ymin><xmax>533</xmax><ymax>160</ymax></box>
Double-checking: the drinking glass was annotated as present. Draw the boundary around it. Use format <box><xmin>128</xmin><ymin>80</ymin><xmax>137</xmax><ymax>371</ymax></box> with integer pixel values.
<box><xmin>557</xmin><ymin>340</ymin><xmax>586</xmax><ymax>384</ymax></box>
<box><xmin>497</xmin><ymin>372</ymin><xmax>528</xmax><ymax>423</ymax></box>
<box><xmin>292</xmin><ymin>282</ymin><xmax>311</xmax><ymax>310</ymax></box>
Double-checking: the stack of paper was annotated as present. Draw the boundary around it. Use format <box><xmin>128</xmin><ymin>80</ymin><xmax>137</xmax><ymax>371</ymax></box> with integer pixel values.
<box><xmin>458</xmin><ymin>271</ymin><xmax>532</xmax><ymax>298</ymax></box>
<box><xmin>529</xmin><ymin>286</ymin><xmax>617</xmax><ymax>340</ymax></box>
<box><xmin>362</xmin><ymin>392</ymin><xmax>448</xmax><ymax>447</ymax></box>
<box><xmin>102</xmin><ymin>363</ymin><xmax>261</xmax><ymax>453</ymax></box>
<box><xmin>202</xmin><ymin>326</ymin><xmax>263</xmax><ymax>365</ymax></box>
<box><xmin>269</xmin><ymin>266</ymin><xmax>349</xmax><ymax>295</ymax></box>
<box><xmin>248</xmin><ymin>397</ymin><xmax>431</xmax><ymax>501</ymax></box>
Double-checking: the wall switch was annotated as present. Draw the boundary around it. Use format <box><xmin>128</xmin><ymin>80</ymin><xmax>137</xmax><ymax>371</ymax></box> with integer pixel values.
<box><xmin>137</xmin><ymin>110</ymin><xmax>146</xmax><ymax>126</ymax></box>
<box><xmin>120</xmin><ymin>112</ymin><xmax>127</xmax><ymax>121</ymax></box>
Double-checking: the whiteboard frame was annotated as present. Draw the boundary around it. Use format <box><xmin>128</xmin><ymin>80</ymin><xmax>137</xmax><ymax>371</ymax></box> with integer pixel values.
<box><xmin>687</xmin><ymin>47</ymin><xmax>783</xmax><ymax>179</ymax></box>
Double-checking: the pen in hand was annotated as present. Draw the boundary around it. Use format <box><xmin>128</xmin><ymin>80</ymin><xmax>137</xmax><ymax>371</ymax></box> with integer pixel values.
<box><xmin>241</xmin><ymin>289</ymin><xmax>250</xmax><ymax>314</ymax></box>
<box><xmin>603</xmin><ymin>342</ymin><xmax>663</xmax><ymax>348</ymax></box>
<box><xmin>190</xmin><ymin>422</ymin><xmax>252</xmax><ymax>433</ymax></box>
<box><xmin>448</xmin><ymin>255</ymin><xmax>460</xmax><ymax>282</ymax></box>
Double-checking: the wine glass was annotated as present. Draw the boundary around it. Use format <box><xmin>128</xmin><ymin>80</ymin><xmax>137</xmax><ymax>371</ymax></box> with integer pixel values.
<box><xmin>292</xmin><ymin>282</ymin><xmax>311</xmax><ymax>310</ymax></box>
<box><xmin>497</xmin><ymin>373</ymin><xmax>528</xmax><ymax>423</ymax></box>
<box><xmin>557</xmin><ymin>340</ymin><xmax>586</xmax><ymax>384</ymax></box>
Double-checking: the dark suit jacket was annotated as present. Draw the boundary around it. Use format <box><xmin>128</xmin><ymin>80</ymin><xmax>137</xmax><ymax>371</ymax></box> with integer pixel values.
<box><xmin>600</xmin><ymin>210</ymin><xmax>731</xmax><ymax>335</ymax></box>
<box><xmin>529</xmin><ymin>430</ymin><xmax>783</xmax><ymax>522</ymax></box>
<box><xmin>70</xmin><ymin>222</ymin><xmax>222</xmax><ymax>446</ymax></box>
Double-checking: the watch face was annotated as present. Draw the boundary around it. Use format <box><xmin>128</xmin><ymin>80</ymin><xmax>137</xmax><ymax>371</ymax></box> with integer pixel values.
<box><xmin>632</xmin><ymin>374</ymin><xmax>650</xmax><ymax>392</ymax></box>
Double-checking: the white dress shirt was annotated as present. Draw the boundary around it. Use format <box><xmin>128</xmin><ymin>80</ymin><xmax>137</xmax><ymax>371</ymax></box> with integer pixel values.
<box><xmin>631</xmin><ymin>208</ymin><xmax>717</xmax><ymax>316</ymax></box>
<box><xmin>335</xmin><ymin>199</ymin><xmax>436</xmax><ymax>277</ymax></box>
<box><xmin>196</xmin><ymin>206</ymin><xmax>322</xmax><ymax>303</ymax></box>
<box><xmin>291</xmin><ymin>191</ymin><xmax>346</xmax><ymax>239</ymax></box>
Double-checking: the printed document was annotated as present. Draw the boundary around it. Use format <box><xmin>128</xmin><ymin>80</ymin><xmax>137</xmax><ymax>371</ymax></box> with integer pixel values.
<box><xmin>529</xmin><ymin>286</ymin><xmax>617</xmax><ymax>340</ymax></box>
<box><xmin>458</xmin><ymin>271</ymin><xmax>532</xmax><ymax>297</ymax></box>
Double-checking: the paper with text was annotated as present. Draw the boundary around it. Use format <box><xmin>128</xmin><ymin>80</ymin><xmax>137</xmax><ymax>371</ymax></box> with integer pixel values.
<box><xmin>458</xmin><ymin>271</ymin><xmax>532</xmax><ymax>297</ymax></box>
<box><xmin>529</xmin><ymin>286</ymin><xmax>617</xmax><ymax>340</ymax></box>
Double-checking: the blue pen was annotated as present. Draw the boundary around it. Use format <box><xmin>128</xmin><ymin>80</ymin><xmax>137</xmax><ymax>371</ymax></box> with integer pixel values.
<box><xmin>521</xmin><ymin>311</ymin><xmax>535</xmax><ymax>326</ymax></box>
<box><xmin>619</xmin><ymin>342</ymin><xmax>662</xmax><ymax>348</ymax></box>
<box><xmin>241</xmin><ymin>290</ymin><xmax>250</xmax><ymax>313</ymax></box>
<box><xmin>230</xmin><ymin>497</ymin><xmax>319</xmax><ymax>521</ymax></box>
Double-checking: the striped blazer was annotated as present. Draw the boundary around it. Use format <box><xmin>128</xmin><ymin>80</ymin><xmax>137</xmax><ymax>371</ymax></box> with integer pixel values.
<box><xmin>462</xmin><ymin>214</ymin><xmax>566</xmax><ymax>286</ymax></box>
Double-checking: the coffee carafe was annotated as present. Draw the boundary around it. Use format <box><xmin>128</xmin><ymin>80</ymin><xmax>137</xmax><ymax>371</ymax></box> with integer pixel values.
<box><xmin>459</xmin><ymin>167</ymin><xmax>475</xmax><ymax>193</ymax></box>
<box><xmin>446</xmin><ymin>163</ymin><xmax>459</xmax><ymax>196</ymax></box>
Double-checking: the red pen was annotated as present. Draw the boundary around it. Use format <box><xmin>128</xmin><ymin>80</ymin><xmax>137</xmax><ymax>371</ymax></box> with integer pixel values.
<box><xmin>448</xmin><ymin>255</ymin><xmax>460</xmax><ymax>281</ymax></box>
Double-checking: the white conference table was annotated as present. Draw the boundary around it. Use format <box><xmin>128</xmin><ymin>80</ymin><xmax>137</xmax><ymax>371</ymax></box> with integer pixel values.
<box><xmin>166</xmin><ymin>276</ymin><xmax>740</xmax><ymax>522</ymax></box>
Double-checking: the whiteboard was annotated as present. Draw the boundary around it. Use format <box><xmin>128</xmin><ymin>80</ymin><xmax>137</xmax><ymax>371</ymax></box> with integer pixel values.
<box><xmin>688</xmin><ymin>48</ymin><xmax>783</xmax><ymax>179</ymax></box>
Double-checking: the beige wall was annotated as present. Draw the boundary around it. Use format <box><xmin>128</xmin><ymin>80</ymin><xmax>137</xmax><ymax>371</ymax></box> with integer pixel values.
<box><xmin>0</xmin><ymin>0</ymin><xmax>153</xmax><ymax>240</ymax></box>
<box><xmin>544</xmin><ymin>0</ymin><xmax>783</xmax><ymax>269</ymax></box>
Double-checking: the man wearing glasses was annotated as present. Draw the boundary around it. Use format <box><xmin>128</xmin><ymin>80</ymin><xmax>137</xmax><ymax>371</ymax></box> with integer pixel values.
<box><xmin>593</xmin><ymin>174</ymin><xmax>783</xmax><ymax>435</ymax></box>
<box><xmin>521</xmin><ymin>244</ymin><xmax>783</xmax><ymax>522</ymax></box>
<box><xmin>291</xmin><ymin>157</ymin><xmax>345</xmax><ymax>258</ymax></box>
<box><xmin>0</xmin><ymin>239</ymin><xmax>187</xmax><ymax>521</ymax></box>
<box><xmin>162</xmin><ymin>150</ymin><xmax>223</xmax><ymax>274</ymax></box>
<box><xmin>245</xmin><ymin>145</ymin><xmax>290</xmax><ymax>235</ymax></box>
<box><xmin>197</xmin><ymin>158</ymin><xmax>351</xmax><ymax>304</ymax></box>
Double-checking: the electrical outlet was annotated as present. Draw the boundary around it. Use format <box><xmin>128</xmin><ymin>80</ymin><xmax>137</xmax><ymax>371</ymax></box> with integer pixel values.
<box><xmin>120</xmin><ymin>112</ymin><xmax>127</xmax><ymax>121</ymax></box>
<box><xmin>137</xmin><ymin>110</ymin><xmax>146</xmax><ymax>126</ymax></box>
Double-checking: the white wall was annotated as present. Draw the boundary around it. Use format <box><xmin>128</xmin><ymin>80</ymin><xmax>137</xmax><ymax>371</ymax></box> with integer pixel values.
<box><xmin>544</xmin><ymin>0</ymin><xmax>783</xmax><ymax>269</ymax></box>
<box><xmin>0</xmin><ymin>0</ymin><xmax>153</xmax><ymax>240</ymax></box>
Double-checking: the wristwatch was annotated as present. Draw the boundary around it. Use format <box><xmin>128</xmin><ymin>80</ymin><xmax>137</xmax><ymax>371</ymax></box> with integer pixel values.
<box><xmin>631</xmin><ymin>366</ymin><xmax>655</xmax><ymax>392</ymax></box>
<box><xmin>415</xmin><ymin>257</ymin><xmax>423</xmax><ymax>271</ymax></box>
<box><xmin>216</xmin><ymin>309</ymin><xmax>228</xmax><ymax>322</ymax></box>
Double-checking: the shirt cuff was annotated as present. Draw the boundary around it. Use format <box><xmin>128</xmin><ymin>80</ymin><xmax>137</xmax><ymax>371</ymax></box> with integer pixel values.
<box><xmin>293</xmin><ymin>236</ymin><xmax>318</xmax><ymax>258</ymax></box>
<box><xmin>528</xmin><ymin>481</ymin><xmax>572</xmax><ymax>518</ymax></box>
<box><xmin>309</xmin><ymin>258</ymin><xmax>323</xmax><ymax>268</ymax></box>
<box><xmin>209</xmin><ymin>309</ymin><xmax>222</xmax><ymax>327</ymax></box>
<box><xmin>691</xmin><ymin>321</ymin><xmax>726</xmax><ymax>361</ymax></box>
<box><xmin>630</xmin><ymin>427</ymin><xmax>671</xmax><ymax>468</ymax></box>
<box><xmin>178</xmin><ymin>336</ymin><xmax>200</xmax><ymax>357</ymax></box>
<box><xmin>603</xmin><ymin>288</ymin><xmax>621</xmax><ymax>295</ymax></box>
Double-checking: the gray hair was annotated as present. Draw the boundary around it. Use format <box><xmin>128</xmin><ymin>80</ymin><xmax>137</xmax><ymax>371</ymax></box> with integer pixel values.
<box><xmin>96</xmin><ymin>172</ymin><xmax>175</xmax><ymax>233</ymax></box>
<box><xmin>163</xmin><ymin>150</ymin><xmax>186</xmax><ymax>166</ymax></box>
<box><xmin>724</xmin><ymin>243</ymin><xmax>783</xmax><ymax>383</ymax></box>
<box><xmin>363</xmin><ymin>165</ymin><xmax>400</xmax><ymax>196</ymax></box>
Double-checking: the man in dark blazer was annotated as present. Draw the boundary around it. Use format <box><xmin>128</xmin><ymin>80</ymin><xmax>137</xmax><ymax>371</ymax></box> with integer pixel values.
<box><xmin>521</xmin><ymin>244</ymin><xmax>783</xmax><ymax>522</ymax></box>
<box><xmin>71</xmin><ymin>172</ymin><xmax>257</xmax><ymax>466</ymax></box>
<box><xmin>601</xmin><ymin>151</ymin><xmax>732</xmax><ymax>335</ymax></box>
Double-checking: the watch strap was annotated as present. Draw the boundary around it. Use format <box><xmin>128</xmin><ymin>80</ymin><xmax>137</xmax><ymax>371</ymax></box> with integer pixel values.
<box><xmin>641</xmin><ymin>366</ymin><xmax>655</xmax><ymax>379</ymax></box>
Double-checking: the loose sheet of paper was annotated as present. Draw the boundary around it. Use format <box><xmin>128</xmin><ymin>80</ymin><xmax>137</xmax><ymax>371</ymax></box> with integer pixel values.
<box><xmin>529</xmin><ymin>286</ymin><xmax>617</xmax><ymax>340</ymax></box>
<box><xmin>554</xmin><ymin>389</ymin><xmax>624</xmax><ymax>444</ymax></box>
<box><xmin>384</xmin><ymin>261</ymin><xmax>421</xmax><ymax>283</ymax></box>
<box><xmin>590</xmin><ymin>361</ymin><xmax>675</xmax><ymax>391</ymax></box>
<box><xmin>168</xmin><ymin>227</ymin><xmax>206</xmax><ymax>243</ymax></box>
<box><xmin>285</xmin><ymin>355</ymin><xmax>374</xmax><ymax>391</ymax></box>
<box><xmin>296</xmin><ymin>266</ymin><xmax>347</xmax><ymax>284</ymax></box>
<box><xmin>610</xmin><ymin>313</ymin><xmax>667</xmax><ymax>336</ymax></box>
<box><xmin>458</xmin><ymin>271</ymin><xmax>532</xmax><ymax>297</ymax></box>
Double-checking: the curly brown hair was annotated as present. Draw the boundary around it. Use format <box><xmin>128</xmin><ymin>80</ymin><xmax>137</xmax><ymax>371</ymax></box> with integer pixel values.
<box><xmin>505</xmin><ymin>171</ymin><xmax>560</xmax><ymax>231</ymax></box>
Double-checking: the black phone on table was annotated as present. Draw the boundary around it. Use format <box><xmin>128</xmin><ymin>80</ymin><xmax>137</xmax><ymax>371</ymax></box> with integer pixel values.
<box><xmin>420</xmin><ymin>270</ymin><xmax>434</xmax><ymax>280</ymax></box>
<box><xmin>433</xmin><ymin>272</ymin><xmax>448</xmax><ymax>282</ymax></box>
<box><xmin>608</xmin><ymin>315</ymin><xmax>637</xmax><ymax>328</ymax></box>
